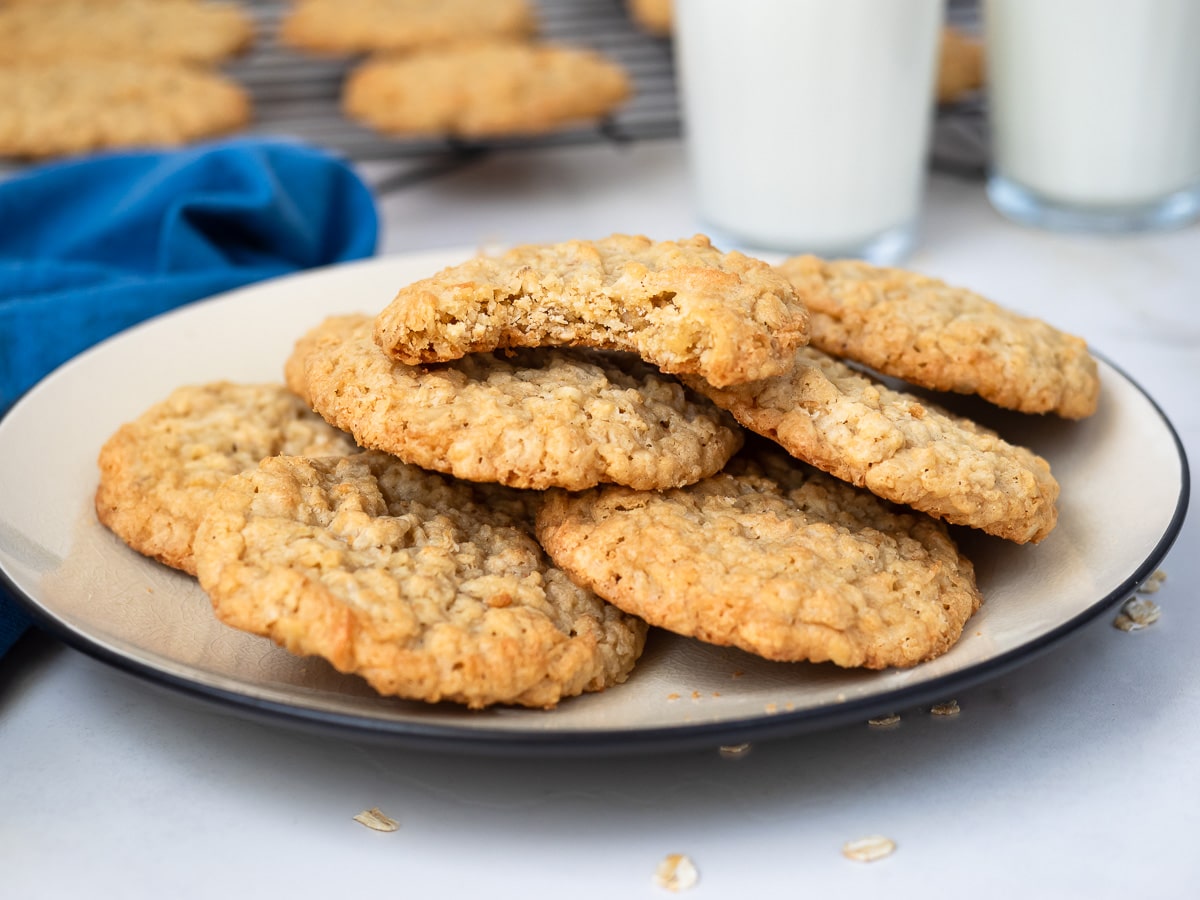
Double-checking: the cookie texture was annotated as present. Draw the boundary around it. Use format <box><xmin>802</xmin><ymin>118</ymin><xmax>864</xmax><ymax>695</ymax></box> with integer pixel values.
<box><xmin>0</xmin><ymin>61</ymin><xmax>251</xmax><ymax>158</ymax></box>
<box><xmin>95</xmin><ymin>382</ymin><xmax>357</xmax><ymax>575</ymax></box>
<box><xmin>776</xmin><ymin>255</ymin><xmax>1100</xmax><ymax>419</ymax></box>
<box><xmin>0</xmin><ymin>0</ymin><xmax>254</xmax><ymax>64</ymax></box>
<box><xmin>280</xmin><ymin>0</ymin><xmax>536</xmax><ymax>55</ymax></box>
<box><xmin>374</xmin><ymin>234</ymin><xmax>809</xmax><ymax>388</ymax></box>
<box><xmin>286</xmin><ymin>314</ymin><xmax>742</xmax><ymax>491</ymax></box>
<box><xmin>343</xmin><ymin>41</ymin><xmax>632</xmax><ymax>137</ymax></box>
<box><xmin>194</xmin><ymin>451</ymin><xmax>647</xmax><ymax>708</ymax></box>
<box><xmin>536</xmin><ymin>450</ymin><xmax>982</xmax><ymax>670</ymax></box>
<box><xmin>684</xmin><ymin>346</ymin><xmax>1060</xmax><ymax>544</ymax></box>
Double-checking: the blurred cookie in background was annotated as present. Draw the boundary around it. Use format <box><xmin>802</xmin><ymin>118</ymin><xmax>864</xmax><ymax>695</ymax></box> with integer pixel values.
<box><xmin>280</xmin><ymin>0</ymin><xmax>537</xmax><ymax>56</ymax></box>
<box><xmin>937</xmin><ymin>25</ymin><xmax>984</xmax><ymax>104</ymax></box>
<box><xmin>0</xmin><ymin>0</ymin><xmax>254</xmax><ymax>65</ymax></box>
<box><xmin>627</xmin><ymin>0</ymin><xmax>672</xmax><ymax>37</ymax></box>
<box><xmin>0</xmin><ymin>61</ymin><xmax>251</xmax><ymax>158</ymax></box>
<box><xmin>343</xmin><ymin>41</ymin><xmax>632</xmax><ymax>138</ymax></box>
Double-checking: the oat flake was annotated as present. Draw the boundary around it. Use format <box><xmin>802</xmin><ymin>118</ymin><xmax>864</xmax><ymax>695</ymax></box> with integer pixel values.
<box><xmin>868</xmin><ymin>713</ymin><xmax>901</xmax><ymax>728</ymax></box>
<box><xmin>930</xmin><ymin>700</ymin><xmax>960</xmax><ymax>717</ymax></box>
<box><xmin>1136</xmin><ymin>569</ymin><xmax>1167</xmax><ymax>595</ymax></box>
<box><xmin>1114</xmin><ymin>596</ymin><xmax>1161</xmax><ymax>632</ymax></box>
<box><xmin>654</xmin><ymin>853</ymin><xmax>699</xmax><ymax>892</ymax></box>
<box><xmin>353</xmin><ymin>807</ymin><xmax>399</xmax><ymax>832</ymax></box>
<box><xmin>718</xmin><ymin>742</ymin><xmax>752</xmax><ymax>759</ymax></box>
<box><xmin>842</xmin><ymin>835</ymin><xmax>896</xmax><ymax>862</ymax></box>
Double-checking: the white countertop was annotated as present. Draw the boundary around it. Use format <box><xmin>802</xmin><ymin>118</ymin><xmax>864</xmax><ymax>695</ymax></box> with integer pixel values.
<box><xmin>3</xmin><ymin>139</ymin><xmax>1197</xmax><ymax>899</ymax></box>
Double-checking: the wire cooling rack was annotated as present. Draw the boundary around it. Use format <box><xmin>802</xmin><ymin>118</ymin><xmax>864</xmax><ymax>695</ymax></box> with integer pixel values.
<box><xmin>0</xmin><ymin>0</ymin><xmax>986</xmax><ymax>178</ymax></box>
<box><xmin>228</xmin><ymin>0</ymin><xmax>683</xmax><ymax>158</ymax></box>
<box><xmin>229</xmin><ymin>0</ymin><xmax>987</xmax><ymax>175</ymax></box>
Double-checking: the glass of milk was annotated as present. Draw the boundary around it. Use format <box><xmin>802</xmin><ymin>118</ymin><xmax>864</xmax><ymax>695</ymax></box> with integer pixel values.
<box><xmin>984</xmin><ymin>0</ymin><xmax>1200</xmax><ymax>232</ymax></box>
<box><xmin>674</xmin><ymin>0</ymin><xmax>943</xmax><ymax>264</ymax></box>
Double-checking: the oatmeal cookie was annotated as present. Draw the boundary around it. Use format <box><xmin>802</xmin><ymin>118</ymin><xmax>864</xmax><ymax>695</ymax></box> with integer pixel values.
<box><xmin>684</xmin><ymin>346</ymin><xmax>1059</xmax><ymax>544</ymax></box>
<box><xmin>776</xmin><ymin>255</ymin><xmax>1100</xmax><ymax>418</ymax></box>
<box><xmin>95</xmin><ymin>382</ymin><xmax>357</xmax><ymax>575</ymax></box>
<box><xmin>343</xmin><ymin>41</ymin><xmax>631</xmax><ymax>137</ymax></box>
<box><xmin>0</xmin><ymin>0</ymin><xmax>254</xmax><ymax>64</ymax></box>
<box><xmin>628</xmin><ymin>0</ymin><xmax>672</xmax><ymax>37</ymax></box>
<box><xmin>536</xmin><ymin>449</ymin><xmax>982</xmax><ymax>670</ymax></box>
<box><xmin>373</xmin><ymin>234</ymin><xmax>808</xmax><ymax>388</ymax></box>
<box><xmin>0</xmin><ymin>61</ymin><xmax>251</xmax><ymax>158</ymax></box>
<box><xmin>279</xmin><ymin>0</ymin><xmax>536</xmax><ymax>55</ymax></box>
<box><xmin>194</xmin><ymin>451</ymin><xmax>647</xmax><ymax>708</ymax></box>
<box><xmin>936</xmin><ymin>26</ymin><xmax>985</xmax><ymax>104</ymax></box>
<box><xmin>287</xmin><ymin>314</ymin><xmax>742</xmax><ymax>491</ymax></box>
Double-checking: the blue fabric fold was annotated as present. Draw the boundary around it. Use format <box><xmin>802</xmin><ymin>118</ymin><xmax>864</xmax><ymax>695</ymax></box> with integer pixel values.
<box><xmin>0</xmin><ymin>137</ymin><xmax>380</xmax><ymax>658</ymax></box>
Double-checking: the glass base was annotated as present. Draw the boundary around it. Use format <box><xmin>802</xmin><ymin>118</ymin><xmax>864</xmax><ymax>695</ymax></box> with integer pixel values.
<box><xmin>704</xmin><ymin>220</ymin><xmax>917</xmax><ymax>265</ymax></box>
<box><xmin>986</xmin><ymin>174</ymin><xmax>1200</xmax><ymax>233</ymax></box>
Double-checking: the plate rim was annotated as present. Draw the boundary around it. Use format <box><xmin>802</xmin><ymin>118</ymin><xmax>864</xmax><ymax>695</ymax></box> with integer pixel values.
<box><xmin>0</xmin><ymin>254</ymin><xmax>1191</xmax><ymax>757</ymax></box>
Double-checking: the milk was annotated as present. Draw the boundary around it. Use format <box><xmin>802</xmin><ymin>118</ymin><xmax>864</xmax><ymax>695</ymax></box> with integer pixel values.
<box><xmin>984</xmin><ymin>0</ymin><xmax>1200</xmax><ymax>224</ymax></box>
<box><xmin>674</xmin><ymin>0</ymin><xmax>942</xmax><ymax>261</ymax></box>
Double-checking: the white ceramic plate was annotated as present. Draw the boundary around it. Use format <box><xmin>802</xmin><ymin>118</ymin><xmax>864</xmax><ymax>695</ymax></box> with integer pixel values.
<box><xmin>0</xmin><ymin>250</ymin><xmax>1188</xmax><ymax>755</ymax></box>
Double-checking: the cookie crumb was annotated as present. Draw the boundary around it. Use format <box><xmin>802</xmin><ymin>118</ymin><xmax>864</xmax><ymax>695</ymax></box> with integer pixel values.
<box><xmin>868</xmin><ymin>713</ymin><xmax>901</xmax><ymax>728</ymax></box>
<box><xmin>654</xmin><ymin>853</ymin><xmax>699</xmax><ymax>892</ymax></box>
<box><xmin>718</xmin><ymin>742</ymin><xmax>752</xmax><ymax>759</ymax></box>
<box><xmin>842</xmin><ymin>835</ymin><xmax>896</xmax><ymax>862</ymax></box>
<box><xmin>1114</xmin><ymin>596</ymin><xmax>1161</xmax><ymax>632</ymax></box>
<box><xmin>353</xmin><ymin>807</ymin><xmax>398</xmax><ymax>832</ymax></box>
<box><xmin>667</xmin><ymin>692</ymin><xmax>681</xmax><ymax>701</ymax></box>
<box><xmin>930</xmin><ymin>700</ymin><xmax>960</xmax><ymax>717</ymax></box>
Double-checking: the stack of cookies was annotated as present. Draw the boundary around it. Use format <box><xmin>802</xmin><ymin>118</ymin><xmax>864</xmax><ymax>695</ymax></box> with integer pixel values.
<box><xmin>279</xmin><ymin>0</ymin><xmax>632</xmax><ymax>138</ymax></box>
<box><xmin>0</xmin><ymin>0</ymin><xmax>255</xmax><ymax>158</ymax></box>
<box><xmin>95</xmin><ymin>234</ymin><xmax>1100</xmax><ymax>709</ymax></box>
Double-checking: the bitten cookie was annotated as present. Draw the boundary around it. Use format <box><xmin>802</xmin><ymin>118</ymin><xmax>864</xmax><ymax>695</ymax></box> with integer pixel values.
<box><xmin>683</xmin><ymin>346</ymin><xmax>1060</xmax><ymax>544</ymax></box>
<box><xmin>536</xmin><ymin>449</ymin><xmax>983</xmax><ymax>670</ymax></box>
<box><xmin>280</xmin><ymin>0</ymin><xmax>536</xmax><ymax>55</ymax></box>
<box><xmin>0</xmin><ymin>61</ymin><xmax>251</xmax><ymax>158</ymax></box>
<box><xmin>373</xmin><ymin>234</ymin><xmax>809</xmax><ymax>388</ymax></box>
<box><xmin>194</xmin><ymin>451</ymin><xmax>648</xmax><ymax>709</ymax></box>
<box><xmin>95</xmin><ymin>382</ymin><xmax>357</xmax><ymax>575</ymax></box>
<box><xmin>0</xmin><ymin>0</ymin><xmax>254</xmax><ymax>64</ymax></box>
<box><xmin>776</xmin><ymin>255</ymin><xmax>1100</xmax><ymax>419</ymax></box>
<box><xmin>286</xmin><ymin>314</ymin><xmax>742</xmax><ymax>491</ymax></box>
<box><xmin>342</xmin><ymin>42</ymin><xmax>632</xmax><ymax>138</ymax></box>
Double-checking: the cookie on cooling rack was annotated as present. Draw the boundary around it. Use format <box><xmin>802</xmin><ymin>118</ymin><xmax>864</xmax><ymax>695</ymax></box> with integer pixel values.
<box><xmin>937</xmin><ymin>26</ymin><xmax>985</xmax><ymax>104</ymax></box>
<box><xmin>342</xmin><ymin>41</ymin><xmax>632</xmax><ymax>138</ymax></box>
<box><xmin>536</xmin><ymin>448</ymin><xmax>983</xmax><ymax>670</ymax></box>
<box><xmin>373</xmin><ymin>234</ymin><xmax>809</xmax><ymax>389</ymax></box>
<box><xmin>286</xmin><ymin>314</ymin><xmax>742</xmax><ymax>491</ymax></box>
<box><xmin>627</xmin><ymin>0</ymin><xmax>672</xmax><ymax>37</ymax></box>
<box><xmin>776</xmin><ymin>255</ymin><xmax>1100</xmax><ymax>419</ymax></box>
<box><xmin>95</xmin><ymin>382</ymin><xmax>357</xmax><ymax>575</ymax></box>
<box><xmin>280</xmin><ymin>0</ymin><xmax>536</xmax><ymax>55</ymax></box>
<box><xmin>0</xmin><ymin>0</ymin><xmax>254</xmax><ymax>64</ymax></box>
<box><xmin>0</xmin><ymin>61</ymin><xmax>251</xmax><ymax>158</ymax></box>
<box><xmin>683</xmin><ymin>345</ymin><xmax>1060</xmax><ymax>544</ymax></box>
<box><xmin>194</xmin><ymin>451</ymin><xmax>648</xmax><ymax>709</ymax></box>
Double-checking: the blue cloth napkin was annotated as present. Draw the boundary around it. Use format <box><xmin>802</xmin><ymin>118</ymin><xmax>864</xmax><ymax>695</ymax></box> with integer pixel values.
<box><xmin>0</xmin><ymin>137</ymin><xmax>380</xmax><ymax>659</ymax></box>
